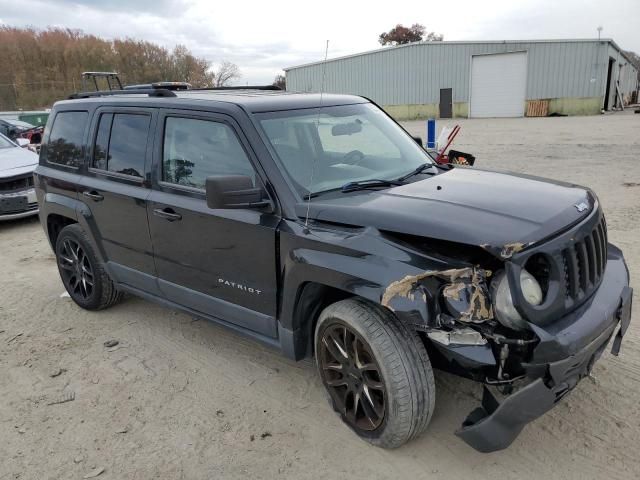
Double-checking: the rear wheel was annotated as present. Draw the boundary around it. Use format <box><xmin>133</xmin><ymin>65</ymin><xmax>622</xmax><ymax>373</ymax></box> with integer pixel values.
<box><xmin>315</xmin><ymin>298</ymin><xmax>435</xmax><ymax>448</ymax></box>
<box><xmin>55</xmin><ymin>224</ymin><xmax>122</xmax><ymax>310</ymax></box>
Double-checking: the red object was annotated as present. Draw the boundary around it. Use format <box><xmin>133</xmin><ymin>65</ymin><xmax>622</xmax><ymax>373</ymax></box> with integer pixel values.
<box><xmin>435</xmin><ymin>125</ymin><xmax>461</xmax><ymax>164</ymax></box>
<box><xmin>16</xmin><ymin>126</ymin><xmax>44</xmax><ymax>144</ymax></box>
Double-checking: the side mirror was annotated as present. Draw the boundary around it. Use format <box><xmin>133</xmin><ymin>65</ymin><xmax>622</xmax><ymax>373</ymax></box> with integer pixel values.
<box><xmin>411</xmin><ymin>136</ymin><xmax>423</xmax><ymax>148</ymax></box>
<box><xmin>16</xmin><ymin>138</ymin><xmax>30</xmax><ymax>148</ymax></box>
<box><xmin>205</xmin><ymin>175</ymin><xmax>270</xmax><ymax>210</ymax></box>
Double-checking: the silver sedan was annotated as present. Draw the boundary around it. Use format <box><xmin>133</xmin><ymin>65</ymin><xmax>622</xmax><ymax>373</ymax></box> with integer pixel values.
<box><xmin>0</xmin><ymin>133</ymin><xmax>39</xmax><ymax>221</ymax></box>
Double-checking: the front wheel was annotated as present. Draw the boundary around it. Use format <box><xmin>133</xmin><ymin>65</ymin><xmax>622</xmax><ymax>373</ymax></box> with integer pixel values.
<box><xmin>315</xmin><ymin>298</ymin><xmax>435</xmax><ymax>448</ymax></box>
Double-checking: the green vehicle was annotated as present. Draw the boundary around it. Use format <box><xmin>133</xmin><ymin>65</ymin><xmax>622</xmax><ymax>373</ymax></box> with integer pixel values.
<box><xmin>18</xmin><ymin>112</ymin><xmax>49</xmax><ymax>127</ymax></box>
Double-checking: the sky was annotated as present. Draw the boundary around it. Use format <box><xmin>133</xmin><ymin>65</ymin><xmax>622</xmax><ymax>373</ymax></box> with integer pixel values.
<box><xmin>0</xmin><ymin>0</ymin><xmax>638</xmax><ymax>84</ymax></box>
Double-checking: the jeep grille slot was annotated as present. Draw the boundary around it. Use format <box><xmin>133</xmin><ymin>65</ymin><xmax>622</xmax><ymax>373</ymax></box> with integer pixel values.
<box><xmin>561</xmin><ymin>216</ymin><xmax>607</xmax><ymax>305</ymax></box>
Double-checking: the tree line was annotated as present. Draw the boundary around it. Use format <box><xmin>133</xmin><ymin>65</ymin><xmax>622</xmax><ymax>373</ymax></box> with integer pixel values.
<box><xmin>379</xmin><ymin>24</ymin><xmax>443</xmax><ymax>46</ymax></box>
<box><xmin>0</xmin><ymin>26</ymin><xmax>240</xmax><ymax>110</ymax></box>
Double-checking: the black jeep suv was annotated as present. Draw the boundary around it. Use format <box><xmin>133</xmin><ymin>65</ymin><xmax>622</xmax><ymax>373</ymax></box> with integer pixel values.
<box><xmin>34</xmin><ymin>87</ymin><xmax>632</xmax><ymax>452</ymax></box>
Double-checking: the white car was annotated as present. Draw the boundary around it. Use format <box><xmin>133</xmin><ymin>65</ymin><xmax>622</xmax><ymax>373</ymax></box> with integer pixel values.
<box><xmin>0</xmin><ymin>133</ymin><xmax>39</xmax><ymax>221</ymax></box>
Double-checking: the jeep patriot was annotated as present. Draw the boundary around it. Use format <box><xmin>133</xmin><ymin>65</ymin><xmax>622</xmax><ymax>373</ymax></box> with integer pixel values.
<box><xmin>34</xmin><ymin>87</ymin><xmax>633</xmax><ymax>452</ymax></box>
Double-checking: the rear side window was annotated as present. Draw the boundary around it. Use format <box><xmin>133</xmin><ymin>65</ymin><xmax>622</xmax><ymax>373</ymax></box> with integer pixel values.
<box><xmin>92</xmin><ymin>113</ymin><xmax>150</xmax><ymax>177</ymax></box>
<box><xmin>44</xmin><ymin>111</ymin><xmax>88</xmax><ymax>167</ymax></box>
<box><xmin>162</xmin><ymin>117</ymin><xmax>255</xmax><ymax>189</ymax></box>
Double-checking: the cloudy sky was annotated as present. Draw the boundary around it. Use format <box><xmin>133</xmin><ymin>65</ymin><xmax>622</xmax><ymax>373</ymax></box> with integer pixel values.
<box><xmin>0</xmin><ymin>0</ymin><xmax>638</xmax><ymax>84</ymax></box>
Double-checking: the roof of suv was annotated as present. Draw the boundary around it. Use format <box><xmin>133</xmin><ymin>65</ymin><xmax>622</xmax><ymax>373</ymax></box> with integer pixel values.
<box><xmin>60</xmin><ymin>90</ymin><xmax>368</xmax><ymax>113</ymax></box>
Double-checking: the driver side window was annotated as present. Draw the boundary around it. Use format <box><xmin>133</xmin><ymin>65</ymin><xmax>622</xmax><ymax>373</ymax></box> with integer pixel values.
<box><xmin>162</xmin><ymin>117</ymin><xmax>256</xmax><ymax>190</ymax></box>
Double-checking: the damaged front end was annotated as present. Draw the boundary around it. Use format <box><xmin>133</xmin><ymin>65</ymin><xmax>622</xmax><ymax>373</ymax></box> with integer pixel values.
<box><xmin>382</xmin><ymin>264</ymin><xmax>539</xmax><ymax>389</ymax></box>
<box><xmin>380</xmin><ymin>206</ymin><xmax>633</xmax><ymax>453</ymax></box>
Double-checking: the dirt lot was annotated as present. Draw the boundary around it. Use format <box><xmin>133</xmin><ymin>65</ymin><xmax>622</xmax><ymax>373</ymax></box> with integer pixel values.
<box><xmin>1</xmin><ymin>112</ymin><xmax>639</xmax><ymax>480</ymax></box>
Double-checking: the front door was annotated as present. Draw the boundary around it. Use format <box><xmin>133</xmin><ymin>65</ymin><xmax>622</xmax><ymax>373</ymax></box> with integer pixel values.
<box><xmin>440</xmin><ymin>88</ymin><xmax>453</xmax><ymax>118</ymax></box>
<box><xmin>80</xmin><ymin>107</ymin><xmax>157</xmax><ymax>293</ymax></box>
<box><xmin>147</xmin><ymin>110</ymin><xmax>280</xmax><ymax>338</ymax></box>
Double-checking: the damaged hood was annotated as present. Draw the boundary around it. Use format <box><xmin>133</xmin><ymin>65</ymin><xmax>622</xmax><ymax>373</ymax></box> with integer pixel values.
<box><xmin>0</xmin><ymin>145</ymin><xmax>38</xmax><ymax>177</ymax></box>
<box><xmin>298</xmin><ymin>167</ymin><xmax>595</xmax><ymax>258</ymax></box>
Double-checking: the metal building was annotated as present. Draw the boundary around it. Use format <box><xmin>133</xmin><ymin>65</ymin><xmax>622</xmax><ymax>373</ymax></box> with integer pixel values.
<box><xmin>285</xmin><ymin>39</ymin><xmax>639</xmax><ymax>119</ymax></box>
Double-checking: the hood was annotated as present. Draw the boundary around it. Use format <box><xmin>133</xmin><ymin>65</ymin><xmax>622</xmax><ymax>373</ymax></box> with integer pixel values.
<box><xmin>298</xmin><ymin>167</ymin><xmax>595</xmax><ymax>259</ymax></box>
<box><xmin>0</xmin><ymin>146</ymin><xmax>38</xmax><ymax>178</ymax></box>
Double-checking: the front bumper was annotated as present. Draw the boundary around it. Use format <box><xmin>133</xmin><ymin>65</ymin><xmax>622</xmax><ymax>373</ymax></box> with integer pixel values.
<box><xmin>0</xmin><ymin>188</ymin><xmax>38</xmax><ymax>221</ymax></box>
<box><xmin>456</xmin><ymin>246</ymin><xmax>633</xmax><ymax>453</ymax></box>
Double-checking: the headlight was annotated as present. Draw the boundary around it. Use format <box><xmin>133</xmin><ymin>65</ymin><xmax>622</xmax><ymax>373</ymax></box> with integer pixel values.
<box><xmin>520</xmin><ymin>269</ymin><xmax>544</xmax><ymax>306</ymax></box>
<box><xmin>492</xmin><ymin>269</ymin><xmax>543</xmax><ymax>330</ymax></box>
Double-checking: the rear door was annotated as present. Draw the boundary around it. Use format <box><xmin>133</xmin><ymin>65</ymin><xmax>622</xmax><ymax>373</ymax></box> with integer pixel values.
<box><xmin>147</xmin><ymin>109</ymin><xmax>280</xmax><ymax>338</ymax></box>
<box><xmin>80</xmin><ymin>107</ymin><xmax>158</xmax><ymax>293</ymax></box>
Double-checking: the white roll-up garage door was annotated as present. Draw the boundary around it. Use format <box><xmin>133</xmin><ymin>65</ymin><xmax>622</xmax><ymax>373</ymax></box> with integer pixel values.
<box><xmin>470</xmin><ymin>52</ymin><xmax>527</xmax><ymax>118</ymax></box>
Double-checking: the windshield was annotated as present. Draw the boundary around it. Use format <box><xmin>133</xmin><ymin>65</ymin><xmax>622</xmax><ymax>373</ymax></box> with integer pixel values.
<box><xmin>0</xmin><ymin>134</ymin><xmax>16</xmax><ymax>149</ymax></box>
<box><xmin>256</xmin><ymin>103</ymin><xmax>432</xmax><ymax>196</ymax></box>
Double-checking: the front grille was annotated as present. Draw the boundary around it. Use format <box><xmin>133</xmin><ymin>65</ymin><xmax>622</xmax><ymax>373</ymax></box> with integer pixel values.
<box><xmin>0</xmin><ymin>202</ymin><xmax>38</xmax><ymax>215</ymax></box>
<box><xmin>0</xmin><ymin>174</ymin><xmax>34</xmax><ymax>193</ymax></box>
<box><xmin>510</xmin><ymin>204</ymin><xmax>608</xmax><ymax>326</ymax></box>
<box><xmin>561</xmin><ymin>215</ymin><xmax>607</xmax><ymax>305</ymax></box>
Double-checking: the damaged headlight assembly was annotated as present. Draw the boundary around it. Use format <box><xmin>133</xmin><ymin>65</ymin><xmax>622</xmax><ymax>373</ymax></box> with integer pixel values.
<box><xmin>492</xmin><ymin>270</ymin><xmax>543</xmax><ymax>331</ymax></box>
<box><xmin>393</xmin><ymin>265</ymin><xmax>544</xmax><ymax>344</ymax></box>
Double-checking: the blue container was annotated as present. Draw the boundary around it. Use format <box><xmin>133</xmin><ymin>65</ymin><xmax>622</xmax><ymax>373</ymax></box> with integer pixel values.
<box><xmin>427</xmin><ymin>119</ymin><xmax>436</xmax><ymax>149</ymax></box>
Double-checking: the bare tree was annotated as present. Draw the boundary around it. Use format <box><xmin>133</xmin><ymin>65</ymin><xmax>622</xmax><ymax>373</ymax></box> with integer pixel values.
<box><xmin>379</xmin><ymin>23</ymin><xmax>443</xmax><ymax>46</ymax></box>
<box><xmin>273</xmin><ymin>74</ymin><xmax>286</xmax><ymax>90</ymax></box>
<box><xmin>212</xmin><ymin>61</ymin><xmax>241</xmax><ymax>87</ymax></box>
<box><xmin>425</xmin><ymin>31</ymin><xmax>444</xmax><ymax>42</ymax></box>
<box><xmin>624</xmin><ymin>50</ymin><xmax>640</xmax><ymax>82</ymax></box>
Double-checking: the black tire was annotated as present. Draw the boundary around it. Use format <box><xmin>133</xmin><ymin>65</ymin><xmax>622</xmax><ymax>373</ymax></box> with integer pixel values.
<box><xmin>314</xmin><ymin>298</ymin><xmax>435</xmax><ymax>448</ymax></box>
<box><xmin>55</xmin><ymin>224</ymin><xmax>122</xmax><ymax>310</ymax></box>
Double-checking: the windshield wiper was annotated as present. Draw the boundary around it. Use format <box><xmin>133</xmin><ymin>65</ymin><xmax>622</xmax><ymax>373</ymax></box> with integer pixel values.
<box><xmin>340</xmin><ymin>179</ymin><xmax>404</xmax><ymax>193</ymax></box>
<box><xmin>304</xmin><ymin>178</ymin><xmax>407</xmax><ymax>199</ymax></box>
<box><xmin>396</xmin><ymin>162</ymin><xmax>439</xmax><ymax>182</ymax></box>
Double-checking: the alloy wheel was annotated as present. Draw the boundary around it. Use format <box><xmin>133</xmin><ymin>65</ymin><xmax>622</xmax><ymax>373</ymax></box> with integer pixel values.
<box><xmin>58</xmin><ymin>238</ymin><xmax>95</xmax><ymax>300</ymax></box>
<box><xmin>318</xmin><ymin>323</ymin><xmax>386</xmax><ymax>431</ymax></box>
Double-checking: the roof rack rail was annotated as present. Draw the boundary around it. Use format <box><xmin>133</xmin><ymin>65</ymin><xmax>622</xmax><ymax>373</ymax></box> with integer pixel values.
<box><xmin>190</xmin><ymin>85</ymin><xmax>282</xmax><ymax>91</ymax></box>
<box><xmin>68</xmin><ymin>88</ymin><xmax>177</xmax><ymax>100</ymax></box>
<box><xmin>123</xmin><ymin>81</ymin><xmax>192</xmax><ymax>91</ymax></box>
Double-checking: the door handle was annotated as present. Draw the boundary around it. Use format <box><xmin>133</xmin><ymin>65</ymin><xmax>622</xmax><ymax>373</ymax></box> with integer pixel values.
<box><xmin>153</xmin><ymin>208</ymin><xmax>182</xmax><ymax>222</ymax></box>
<box><xmin>82</xmin><ymin>190</ymin><xmax>104</xmax><ymax>202</ymax></box>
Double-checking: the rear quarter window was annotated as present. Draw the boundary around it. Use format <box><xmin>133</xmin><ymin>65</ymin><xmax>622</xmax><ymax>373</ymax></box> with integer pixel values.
<box><xmin>43</xmin><ymin>111</ymin><xmax>88</xmax><ymax>168</ymax></box>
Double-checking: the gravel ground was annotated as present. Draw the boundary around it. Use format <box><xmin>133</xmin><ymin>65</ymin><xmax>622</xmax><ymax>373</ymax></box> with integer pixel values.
<box><xmin>1</xmin><ymin>111</ymin><xmax>639</xmax><ymax>479</ymax></box>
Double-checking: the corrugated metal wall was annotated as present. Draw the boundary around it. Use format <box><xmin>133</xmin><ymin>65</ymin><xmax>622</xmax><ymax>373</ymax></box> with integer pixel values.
<box><xmin>286</xmin><ymin>40</ymin><xmax>639</xmax><ymax>106</ymax></box>
<box><xmin>605</xmin><ymin>44</ymin><xmax>639</xmax><ymax>107</ymax></box>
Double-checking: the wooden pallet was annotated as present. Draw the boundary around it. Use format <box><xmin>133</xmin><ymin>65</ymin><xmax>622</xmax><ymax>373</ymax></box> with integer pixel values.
<box><xmin>526</xmin><ymin>100</ymin><xmax>549</xmax><ymax>117</ymax></box>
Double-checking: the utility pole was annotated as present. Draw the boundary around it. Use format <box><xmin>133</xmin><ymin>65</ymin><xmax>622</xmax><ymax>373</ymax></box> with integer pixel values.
<box><xmin>597</xmin><ymin>26</ymin><xmax>603</xmax><ymax>41</ymax></box>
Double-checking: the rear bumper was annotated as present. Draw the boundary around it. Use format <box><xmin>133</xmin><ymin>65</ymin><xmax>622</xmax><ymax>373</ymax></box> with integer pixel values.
<box><xmin>456</xmin><ymin>246</ymin><xmax>632</xmax><ymax>453</ymax></box>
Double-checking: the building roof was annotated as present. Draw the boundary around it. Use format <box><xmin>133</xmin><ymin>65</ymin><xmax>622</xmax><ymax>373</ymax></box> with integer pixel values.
<box><xmin>285</xmin><ymin>38</ymin><xmax>634</xmax><ymax>71</ymax></box>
